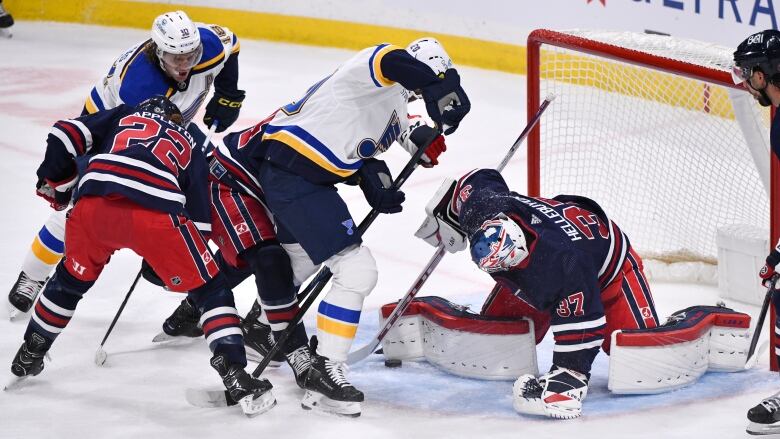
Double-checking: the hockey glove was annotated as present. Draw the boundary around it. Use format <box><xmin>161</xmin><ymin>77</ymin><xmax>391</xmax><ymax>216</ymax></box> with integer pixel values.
<box><xmin>204</xmin><ymin>89</ymin><xmax>246</xmax><ymax>133</ymax></box>
<box><xmin>420</xmin><ymin>69</ymin><xmax>471</xmax><ymax>135</ymax></box>
<box><xmin>36</xmin><ymin>175</ymin><xmax>76</xmax><ymax>211</ymax></box>
<box><xmin>414</xmin><ymin>178</ymin><xmax>466</xmax><ymax>253</ymax></box>
<box><xmin>513</xmin><ymin>366</ymin><xmax>589</xmax><ymax>420</ymax></box>
<box><xmin>357</xmin><ymin>158</ymin><xmax>405</xmax><ymax>214</ymax></box>
<box><xmin>760</xmin><ymin>238</ymin><xmax>780</xmax><ymax>288</ymax></box>
<box><xmin>409</xmin><ymin>123</ymin><xmax>446</xmax><ymax>168</ymax></box>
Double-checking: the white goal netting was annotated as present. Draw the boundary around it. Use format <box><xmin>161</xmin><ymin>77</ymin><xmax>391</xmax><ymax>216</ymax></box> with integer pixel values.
<box><xmin>530</xmin><ymin>30</ymin><xmax>771</xmax><ymax>275</ymax></box>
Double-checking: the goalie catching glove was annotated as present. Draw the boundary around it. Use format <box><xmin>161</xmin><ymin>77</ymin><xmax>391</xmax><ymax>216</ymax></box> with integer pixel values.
<box><xmin>513</xmin><ymin>366</ymin><xmax>589</xmax><ymax>420</ymax></box>
<box><xmin>36</xmin><ymin>175</ymin><xmax>77</xmax><ymax>211</ymax></box>
<box><xmin>760</xmin><ymin>237</ymin><xmax>780</xmax><ymax>288</ymax></box>
<box><xmin>414</xmin><ymin>177</ymin><xmax>466</xmax><ymax>253</ymax></box>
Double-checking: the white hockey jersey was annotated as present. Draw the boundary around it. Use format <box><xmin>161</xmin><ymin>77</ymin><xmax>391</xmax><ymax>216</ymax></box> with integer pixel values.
<box><xmin>83</xmin><ymin>23</ymin><xmax>239</xmax><ymax>124</ymax></box>
<box><xmin>262</xmin><ymin>44</ymin><xmax>418</xmax><ymax>184</ymax></box>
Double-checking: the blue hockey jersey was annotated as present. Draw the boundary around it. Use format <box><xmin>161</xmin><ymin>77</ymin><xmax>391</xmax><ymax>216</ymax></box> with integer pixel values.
<box><xmin>37</xmin><ymin>106</ymin><xmax>210</xmax><ymax>229</ymax></box>
<box><xmin>456</xmin><ymin>169</ymin><xmax>631</xmax><ymax>374</ymax></box>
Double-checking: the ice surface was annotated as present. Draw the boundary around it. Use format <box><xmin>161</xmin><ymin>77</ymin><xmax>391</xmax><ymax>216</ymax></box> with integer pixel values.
<box><xmin>0</xmin><ymin>22</ymin><xmax>774</xmax><ymax>438</ymax></box>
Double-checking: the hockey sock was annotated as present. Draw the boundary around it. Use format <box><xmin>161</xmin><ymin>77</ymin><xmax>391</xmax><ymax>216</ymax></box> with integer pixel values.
<box><xmin>24</xmin><ymin>222</ymin><xmax>65</xmax><ymax>281</ymax></box>
<box><xmin>244</xmin><ymin>243</ymin><xmax>308</xmax><ymax>351</ymax></box>
<box><xmin>26</xmin><ymin>262</ymin><xmax>93</xmax><ymax>348</ymax></box>
<box><xmin>190</xmin><ymin>276</ymin><xmax>246</xmax><ymax>366</ymax></box>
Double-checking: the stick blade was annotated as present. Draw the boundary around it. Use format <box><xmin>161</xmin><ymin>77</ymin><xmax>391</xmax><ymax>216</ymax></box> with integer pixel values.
<box><xmin>94</xmin><ymin>347</ymin><xmax>108</xmax><ymax>366</ymax></box>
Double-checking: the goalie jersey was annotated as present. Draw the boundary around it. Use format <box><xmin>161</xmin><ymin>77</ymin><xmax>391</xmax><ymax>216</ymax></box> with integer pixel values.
<box><xmin>261</xmin><ymin>44</ymin><xmax>421</xmax><ymax>184</ymax></box>
<box><xmin>83</xmin><ymin>23</ymin><xmax>240</xmax><ymax>124</ymax></box>
<box><xmin>456</xmin><ymin>169</ymin><xmax>637</xmax><ymax>374</ymax></box>
<box><xmin>37</xmin><ymin>106</ymin><xmax>210</xmax><ymax>228</ymax></box>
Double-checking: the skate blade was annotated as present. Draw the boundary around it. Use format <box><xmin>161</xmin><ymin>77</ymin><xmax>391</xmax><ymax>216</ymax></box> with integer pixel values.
<box><xmin>8</xmin><ymin>306</ymin><xmax>27</xmax><ymax>322</ymax></box>
<box><xmin>239</xmin><ymin>390</ymin><xmax>277</xmax><ymax>417</ymax></box>
<box><xmin>747</xmin><ymin>421</ymin><xmax>780</xmax><ymax>435</ymax></box>
<box><xmin>4</xmin><ymin>375</ymin><xmax>30</xmax><ymax>391</ymax></box>
<box><xmin>301</xmin><ymin>390</ymin><xmax>361</xmax><ymax>418</ymax></box>
<box><xmin>245</xmin><ymin>347</ymin><xmax>282</xmax><ymax>368</ymax></box>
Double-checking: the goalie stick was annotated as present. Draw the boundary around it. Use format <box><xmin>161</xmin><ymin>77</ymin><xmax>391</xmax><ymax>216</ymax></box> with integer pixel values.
<box><xmin>94</xmin><ymin>122</ymin><xmax>218</xmax><ymax>366</ymax></box>
<box><xmin>185</xmin><ymin>126</ymin><xmax>438</xmax><ymax>408</ymax></box>
<box><xmin>347</xmin><ymin>94</ymin><xmax>557</xmax><ymax>365</ymax></box>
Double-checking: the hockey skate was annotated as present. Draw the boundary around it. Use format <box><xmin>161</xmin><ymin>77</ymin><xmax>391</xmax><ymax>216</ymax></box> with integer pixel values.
<box><xmin>0</xmin><ymin>0</ymin><xmax>12</xmax><ymax>39</ymax></box>
<box><xmin>747</xmin><ymin>393</ymin><xmax>780</xmax><ymax>435</ymax></box>
<box><xmin>8</xmin><ymin>272</ymin><xmax>47</xmax><ymax>321</ymax></box>
<box><xmin>5</xmin><ymin>333</ymin><xmax>49</xmax><ymax>391</ymax></box>
<box><xmin>152</xmin><ymin>298</ymin><xmax>203</xmax><ymax>342</ymax></box>
<box><xmin>302</xmin><ymin>349</ymin><xmax>364</xmax><ymax>417</ymax></box>
<box><xmin>285</xmin><ymin>343</ymin><xmax>313</xmax><ymax>389</ymax></box>
<box><xmin>242</xmin><ymin>317</ymin><xmax>284</xmax><ymax>367</ymax></box>
<box><xmin>210</xmin><ymin>353</ymin><xmax>276</xmax><ymax>417</ymax></box>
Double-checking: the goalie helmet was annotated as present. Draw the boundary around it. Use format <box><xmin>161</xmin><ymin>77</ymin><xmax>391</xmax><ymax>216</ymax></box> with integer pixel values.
<box><xmin>151</xmin><ymin>11</ymin><xmax>203</xmax><ymax>82</ymax></box>
<box><xmin>469</xmin><ymin>214</ymin><xmax>529</xmax><ymax>273</ymax></box>
<box><xmin>733</xmin><ymin>29</ymin><xmax>780</xmax><ymax>85</ymax></box>
<box><xmin>136</xmin><ymin>95</ymin><xmax>183</xmax><ymax>126</ymax></box>
<box><xmin>406</xmin><ymin>37</ymin><xmax>453</xmax><ymax>77</ymax></box>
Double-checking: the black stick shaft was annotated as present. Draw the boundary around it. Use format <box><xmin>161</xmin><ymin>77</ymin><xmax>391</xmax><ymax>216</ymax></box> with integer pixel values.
<box><xmin>99</xmin><ymin>268</ymin><xmax>142</xmax><ymax>348</ymax></box>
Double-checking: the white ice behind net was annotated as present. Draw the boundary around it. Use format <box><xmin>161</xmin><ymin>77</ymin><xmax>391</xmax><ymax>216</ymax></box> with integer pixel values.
<box><xmin>537</xmin><ymin>30</ymin><xmax>770</xmax><ymax>274</ymax></box>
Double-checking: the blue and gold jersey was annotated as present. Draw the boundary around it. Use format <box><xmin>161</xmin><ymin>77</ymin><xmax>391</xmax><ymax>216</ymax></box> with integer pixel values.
<box><xmin>84</xmin><ymin>23</ymin><xmax>240</xmax><ymax>125</ymax></box>
<box><xmin>262</xmin><ymin>44</ymin><xmax>419</xmax><ymax>184</ymax></box>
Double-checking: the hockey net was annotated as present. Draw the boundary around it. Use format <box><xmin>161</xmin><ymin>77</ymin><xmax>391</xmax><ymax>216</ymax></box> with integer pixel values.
<box><xmin>526</xmin><ymin>29</ymin><xmax>773</xmax><ymax>284</ymax></box>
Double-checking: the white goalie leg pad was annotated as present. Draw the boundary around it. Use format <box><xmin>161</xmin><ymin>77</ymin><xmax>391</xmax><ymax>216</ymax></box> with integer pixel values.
<box><xmin>608</xmin><ymin>305</ymin><xmax>751</xmax><ymax>394</ymax></box>
<box><xmin>281</xmin><ymin>242</ymin><xmax>321</xmax><ymax>287</ymax></box>
<box><xmin>380</xmin><ymin>296</ymin><xmax>538</xmax><ymax>380</ymax></box>
<box><xmin>317</xmin><ymin>245</ymin><xmax>378</xmax><ymax>362</ymax></box>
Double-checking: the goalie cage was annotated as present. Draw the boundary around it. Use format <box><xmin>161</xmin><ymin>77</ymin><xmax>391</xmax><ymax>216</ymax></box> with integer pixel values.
<box><xmin>526</xmin><ymin>28</ymin><xmax>778</xmax><ymax>370</ymax></box>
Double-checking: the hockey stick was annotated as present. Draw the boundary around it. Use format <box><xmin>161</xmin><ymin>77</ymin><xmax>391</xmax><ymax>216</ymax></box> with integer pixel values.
<box><xmin>94</xmin><ymin>268</ymin><xmax>142</xmax><ymax>366</ymax></box>
<box><xmin>95</xmin><ymin>122</ymin><xmax>219</xmax><ymax>365</ymax></box>
<box><xmin>744</xmin><ymin>278</ymin><xmax>776</xmax><ymax>370</ymax></box>
<box><xmin>189</xmin><ymin>128</ymin><xmax>438</xmax><ymax>408</ymax></box>
<box><xmin>347</xmin><ymin>94</ymin><xmax>557</xmax><ymax>365</ymax></box>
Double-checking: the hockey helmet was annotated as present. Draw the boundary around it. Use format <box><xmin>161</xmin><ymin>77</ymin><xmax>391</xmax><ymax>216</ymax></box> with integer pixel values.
<box><xmin>136</xmin><ymin>95</ymin><xmax>183</xmax><ymax>126</ymax></box>
<box><xmin>151</xmin><ymin>11</ymin><xmax>203</xmax><ymax>81</ymax></box>
<box><xmin>732</xmin><ymin>30</ymin><xmax>780</xmax><ymax>85</ymax></box>
<box><xmin>406</xmin><ymin>37</ymin><xmax>453</xmax><ymax>77</ymax></box>
<box><xmin>469</xmin><ymin>214</ymin><xmax>529</xmax><ymax>273</ymax></box>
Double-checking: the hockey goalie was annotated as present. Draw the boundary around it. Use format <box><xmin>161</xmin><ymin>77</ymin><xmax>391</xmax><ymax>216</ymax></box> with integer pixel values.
<box><xmin>380</xmin><ymin>168</ymin><xmax>752</xmax><ymax>420</ymax></box>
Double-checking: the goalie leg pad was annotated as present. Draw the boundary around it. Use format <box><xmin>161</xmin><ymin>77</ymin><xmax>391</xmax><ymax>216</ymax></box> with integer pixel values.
<box><xmin>608</xmin><ymin>305</ymin><xmax>751</xmax><ymax>394</ymax></box>
<box><xmin>380</xmin><ymin>296</ymin><xmax>538</xmax><ymax>380</ymax></box>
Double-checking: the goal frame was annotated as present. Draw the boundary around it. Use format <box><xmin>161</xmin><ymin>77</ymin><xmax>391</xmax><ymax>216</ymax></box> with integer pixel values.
<box><xmin>526</xmin><ymin>28</ymin><xmax>779</xmax><ymax>371</ymax></box>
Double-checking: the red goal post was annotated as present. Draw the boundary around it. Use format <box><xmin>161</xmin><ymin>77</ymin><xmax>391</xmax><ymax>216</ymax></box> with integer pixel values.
<box><xmin>526</xmin><ymin>29</ymin><xmax>779</xmax><ymax>370</ymax></box>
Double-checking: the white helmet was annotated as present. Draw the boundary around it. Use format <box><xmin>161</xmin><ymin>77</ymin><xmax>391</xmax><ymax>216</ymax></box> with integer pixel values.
<box><xmin>406</xmin><ymin>37</ymin><xmax>453</xmax><ymax>77</ymax></box>
<box><xmin>151</xmin><ymin>11</ymin><xmax>202</xmax><ymax>81</ymax></box>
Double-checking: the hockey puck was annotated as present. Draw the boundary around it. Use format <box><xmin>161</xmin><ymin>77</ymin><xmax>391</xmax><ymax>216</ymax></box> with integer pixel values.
<box><xmin>384</xmin><ymin>359</ymin><xmax>402</xmax><ymax>368</ymax></box>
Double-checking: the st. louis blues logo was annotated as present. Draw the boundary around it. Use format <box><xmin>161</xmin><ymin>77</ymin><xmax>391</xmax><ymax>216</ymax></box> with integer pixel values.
<box><xmin>342</xmin><ymin>219</ymin><xmax>355</xmax><ymax>236</ymax></box>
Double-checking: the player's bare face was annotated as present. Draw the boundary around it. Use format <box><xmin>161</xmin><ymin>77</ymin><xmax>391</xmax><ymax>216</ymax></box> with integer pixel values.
<box><xmin>745</xmin><ymin>73</ymin><xmax>773</xmax><ymax>107</ymax></box>
<box><xmin>160</xmin><ymin>46</ymin><xmax>202</xmax><ymax>82</ymax></box>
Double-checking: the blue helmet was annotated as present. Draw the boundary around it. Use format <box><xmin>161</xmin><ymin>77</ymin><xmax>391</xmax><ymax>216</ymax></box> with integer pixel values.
<box><xmin>469</xmin><ymin>214</ymin><xmax>529</xmax><ymax>273</ymax></box>
<box><xmin>136</xmin><ymin>95</ymin><xmax>183</xmax><ymax>126</ymax></box>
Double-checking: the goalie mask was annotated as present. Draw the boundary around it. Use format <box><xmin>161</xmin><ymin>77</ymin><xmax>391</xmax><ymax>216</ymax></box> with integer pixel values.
<box><xmin>151</xmin><ymin>11</ymin><xmax>203</xmax><ymax>82</ymax></box>
<box><xmin>470</xmin><ymin>214</ymin><xmax>529</xmax><ymax>273</ymax></box>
